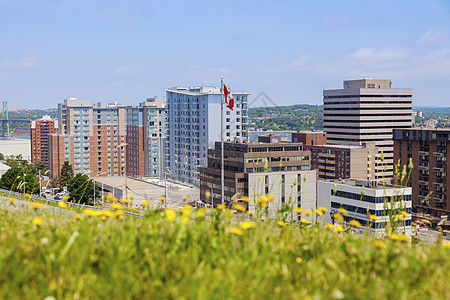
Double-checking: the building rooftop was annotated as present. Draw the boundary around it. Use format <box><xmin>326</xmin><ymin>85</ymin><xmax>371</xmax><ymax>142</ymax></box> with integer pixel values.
<box><xmin>167</xmin><ymin>86</ymin><xmax>250</xmax><ymax>96</ymax></box>
<box><xmin>320</xmin><ymin>178</ymin><xmax>405</xmax><ymax>190</ymax></box>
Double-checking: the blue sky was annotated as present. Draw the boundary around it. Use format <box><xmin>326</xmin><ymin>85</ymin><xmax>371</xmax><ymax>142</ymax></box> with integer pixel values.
<box><xmin>1</xmin><ymin>0</ymin><xmax>450</xmax><ymax>109</ymax></box>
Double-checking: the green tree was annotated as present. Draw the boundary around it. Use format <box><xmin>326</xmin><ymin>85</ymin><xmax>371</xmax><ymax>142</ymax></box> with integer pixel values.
<box><xmin>59</xmin><ymin>161</ymin><xmax>74</xmax><ymax>188</ymax></box>
<box><xmin>0</xmin><ymin>166</ymin><xmax>40</xmax><ymax>194</ymax></box>
<box><xmin>67</xmin><ymin>173</ymin><xmax>98</xmax><ymax>204</ymax></box>
<box><xmin>32</xmin><ymin>161</ymin><xmax>48</xmax><ymax>176</ymax></box>
<box><xmin>0</xmin><ymin>153</ymin><xmax>4</xmax><ymax>161</ymax></box>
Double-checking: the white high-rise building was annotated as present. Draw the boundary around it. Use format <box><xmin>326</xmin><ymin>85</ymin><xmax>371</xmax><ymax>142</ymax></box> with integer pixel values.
<box><xmin>166</xmin><ymin>86</ymin><xmax>249</xmax><ymax>186</ymax></box>
<box><xmin>323</xmin><ymin>79</ymin><xmax>413</xmax><ymax>181</ymax></box>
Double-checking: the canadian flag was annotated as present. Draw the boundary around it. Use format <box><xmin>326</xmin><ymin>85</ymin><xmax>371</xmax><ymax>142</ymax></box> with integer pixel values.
<box><xmin>223</xmin><ymin>83</ymin><xmax>234</xmax><ymax>111</ymax></box>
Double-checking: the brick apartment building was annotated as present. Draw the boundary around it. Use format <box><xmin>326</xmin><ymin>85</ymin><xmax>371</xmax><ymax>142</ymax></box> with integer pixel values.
<box><xmin>305</xmin><ymin>142</ymin><xmax>377</xmax><ymax>181</ymax></box>
<box><xmin>393</xmin><ymin>128</ymin><xmax>450</xmax><ymax>217</ymax></box>
<box><xmin>292</xmin><ymin>131</ymin><xmax>327</xmax><ymax>146</ymax></box>
<box><xmin>30</xmin><ymin>115</ymin><xmax>58</xmax><ymax>166</ymax></box>
<box><xmin>199</xmin><ymin>136</ymin><xmax>317</xmax><ymax>219</ymax></box>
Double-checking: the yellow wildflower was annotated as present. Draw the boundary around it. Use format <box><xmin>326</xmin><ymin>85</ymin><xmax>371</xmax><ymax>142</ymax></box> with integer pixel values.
<box><xmin>131</xmin><ymin>207</ymin><xmax>136</xmax><ymax>210</ymax></box>
<box><xmin>316</xmin><ymin>209</ymin><xmax>324</xmax><ymax>216</ymax></box>
<box><xmin>123</xmin><ymin>199</ymin><xmax>131</xmax><ymax>205</ymax></box>
<box><xmin>32</xmin><ymin>217</ymin><xmax>43</xmax><ymax>226</ymax></box>
<box><xmin>229</xmin><ymin>227</ymin><xmax>243</xmax><ymax>235</ymax></box>
<box><xmin>396</xmin><ymin>214</ymin><xmax>405</xmax><ymax>221</ymax></box>
<box><xmin>260</xmin><ymin>202</ymin><xmax>268</xmax><ymax>208</ymax></box>
<box><xmin>349</xmin><ymin>219</ymin><xmax>361</xmax><ymax>227</ymax></box>
<box><xmin>295</xmin><ymin>207</ymin><xmax>303</xmax><ymax>214</ymax></box>
<box><xmin>142</xmin><ymin>200</ymin><xmax>149</xmax><ymax>207</ymax></box>
<box><xmin>295</xmin><ymin>257</ymin><xmax>303</xmax><ymax>264</ymax></box>
<box><xmin>182</xmin><ymin>196</ymin><xmax>189</xmax><ymax>201</ymax></box>
<box><xmin>111</xmin><ymin>197</ymin><xmax>118</xmax><ymax>203</ymax></box>
<box><xmin>334</xmin><ymin>213</ymin><xmax>344</xmax><ymax>223</ymax></box>
<box><xmin>369</xmin><ymin>214</ymin><xmax>379</xmax><ymax>221</ymax></box>
<box><xmin>165</xmin><ymin>209</ymin><xmax>177</xmax><ymax>222</ymax></box>
<box><xmin>442</xmin><ymin>242</ymin><xmax>450</xmax><ymax>248</ymax></box>
<box><xmin>233</xmin><ymin>204</ymin><xmax>245</xmax><ymax>212</ymax></box>
<box><xmin>58</xmin><ymin>201</ymin><xmax>68</xmax><ymax>209</ymax></box>
<box><xmin>102</xmin><ymin>210</ymin><xmax>116</xmax><ymax>218</ymax></box>
<box><xmin>117</xmin><ymin>215</ymin><xmax>124</xmax><ymax>220</ymax></box>
<box><xmin>82</xmin><ymin>209</ymin><xmax>103</xmax><ymax>217</ymax></box>
<box><xmin>160</xmin><ymin>197</ymin><xmax>167</xmax><ymax>202</ymax></box>
<box><xmin>73</xmin><ymin>214</ymin><xmax>83</xmax><ymax>220</ymax></box>
<box><xmin>303</xmin><ymin>210</ymin><xmax>312</xmax><ymax>216</ymax></box>
<box><xmin>241</xmin><ymin>196</ymin><xmax>251</xmax><ymax>203</ymax></box>
<box><xmin>268</xmin><ymin>194</ymin><xmax>276</xmax><ymax>201</ymax></box>
<box><xmin>100</xmin><ymin>215</ymin><xmax>107</xmax><ymax>221</ymax></box>
<box><xmin>400</xmin><ymin>211</ymin><xmax>409</xmax><ymax>217</ymax></box>
<box><xmin>335</xmin><ymin>225</ymin><xmax>344</xmax><ymax>232</ymax></box>
<box><xmin>247</xmin><ymin>211</ymin><xmax>255</xmax><ymax>215</ymax></box>
<box><xmin>240</xmin><ymin>221</ymin><xmax>256</xmax><ymax>230</ymax></box>
<box><xmin>300</xmin><ymin>218</ymin><xmax>309</xmax><ymax>224</ymax></box>
<box><xmin>180</xmin><ymin>208</ymin><xmax>192</xmax><ymax>217</ymax></box>
<box><xmin>318</xmin><ymin>206</ymin><xmax>327</xmax><ymax>212</ymax></box>
<box><xmin>180</xmin><ymin>215</ymin><xmax>190</xmax><ymax>225</ymax></box>
<box><xmin>277</xmin><ymin>220</ymin><xmax>286</xmax><ymax>227</ymax></box>
<box><xmin>62</xmin><ymin>194</ymin><xmax>69</xmax><ymax>201</ymax></box>
<box><xmin>114</xmin><ymin>210</ymin><xmax>124</xmax><ymax>217</ymax></box>
<box><xmin>338</xmin><ymin>208</ymin><xmax>347</xmax><ymax>215</ymax></box>
<box><xmin>196</xmin><ymin>210</ymin><xmax>206</xmax><ymax>218</ymax></box>
<box><xmin>30</xmin><ymin>203</ymin><xmax>43</xmax><ymax>210</ymax></box>
<box><xmin>258</xmin><ymin>195</ymin><xmax>269</xmax><ymax>204</ymax></box>
<box><xmin>9</xmin><ymin>198</ymin><xmax>15</xmax><ymax>205</ymax></box>
<box><xmin>128</xmin><ymin>194</ymin><xmax>135</xmax><ymax>199</ymax></box>
<box><xmin>388</xmin><ymin>234</ymin><xmax>409</xmax><ymax>242</ymax></box>
<box><xmin>217</xmin><ymin>204</ymin><xmax>225</xmax><ymax>210</ymax></box>
<box><xmin>224</xmin><ymin>210</ymin><xmax>234</xmax><ymax>218</ymax></box>
<box><xmin>111</xmin><ymin>203</ymin><xmax>123</xmax><ymax>210</ymax></box>
<box><xmin>373</xmin><ymin>240</ymin><xmax>386</xmax><ymax>249</ymax></box>
<box><xmin>25</xmin><ymin>193</ymin><xmax>31</xmax><ymax>199</ymax></box>
<box><xmin>325</xmin><ymin>223</ymin><xmax>335</xmax><ymax>230</ymax></box>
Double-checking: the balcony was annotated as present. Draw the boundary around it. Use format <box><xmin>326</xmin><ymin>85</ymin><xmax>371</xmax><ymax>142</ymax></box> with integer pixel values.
<box><xmin>433</xmin><ymin>182</ymin><xmax>444</xmax><ymax>188</ymax></box>
<box><xmin>419</xmin><ymin>166</ymin><xmax>429</xmax><ymax>171</ymax></box>
<box><xmin>418</xmin><ymin>180</ymin><xmax>429</xmax><ymax>186</ymax></box>
<box><xmin>419</xmin><ymin>151</ymin><xmax>429</xmax><ymax>156</ymax></box>
<box><xmin>434</xmin><ymin>167</ymin><xmax>444</xmax><ymax>172</ymax></box>
<box><xmin>433</xmin><ymin>197</ymin><xmax>445</xmax><ymax>203</ymax></box>
<box><xmin>433</xmin><ymin>152</ymin><xmax>444</xmax><ymax>157</ymax></box>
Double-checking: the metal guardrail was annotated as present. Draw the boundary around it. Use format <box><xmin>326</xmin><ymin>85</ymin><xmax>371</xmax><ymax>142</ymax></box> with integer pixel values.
<box><xmin>0</xmin><ymin>188</ymin><xmax>143</xmax><ymax>219</ymax></box>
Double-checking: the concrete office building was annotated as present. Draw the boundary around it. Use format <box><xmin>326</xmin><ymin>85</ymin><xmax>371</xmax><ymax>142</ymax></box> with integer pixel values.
<box><xmin>199</xmin><ymin>137</ymin><xmax>316</xmax><ymax>221</ymax></box>
<box><xmin>166</xmin><ymin>86</ymin><xmax>249</xmax><ymax>186</ymax></box>
<box><xmin>49</xmin><ymin>98</ymin><xmax>127</xmax><ymax>178</ymax></box>
<box><xmin>126</xmin><ymin>97</ymin><xmax>167</xmax><ymax>178</ymax></box>
<box><xmin>323</xmin><ymin>79</ymin><xmax>413</xmax><ymax>181</ymax></box>
<box><xmin>318</xmin><ymin>179</ymin><xmax>412</xmax><ymax>236</ymax></box>
<box><xmin>393</xmin><ymin>128</ymin><xmax>450</xmax><ymax>217</ymax></box>
<box><xmin>30</xmin><ymin>115</ymin><xmax>58</xmax><ymax>166</ymax></box>
<box><xmin>305</xmin><ymin>142</ymin><xmax>377</xmax><ymax>180</ymax></box>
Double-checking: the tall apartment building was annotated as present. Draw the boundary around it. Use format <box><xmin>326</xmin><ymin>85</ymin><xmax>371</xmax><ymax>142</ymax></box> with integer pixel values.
<box><xmin>126</xmin><ymin>97</ymin><xmax>167</xmax><ymax>177</ymax></box>
<box><xmin>166</xmin><ymin>86</ymin><xmax>249</xmax><ymax>186</ymax></box>
<box><xmin>199</xmin><ymin>138</ymin><xmax>316</xmax><ymax>220</ymax></box>
<box><xmin>30</xmin><ymin>115</ymin><xmax>58</xmax><ymax>166</ymax></box>
<box><xmin>393</xmin><ymin>128</ymin><xmax>450</xmax><ymax>217</ymax></box>
<box><xmin>323</xmin><ymin>79</ymin><xmax>413</xmax><ymax>181</ymax></box>
<box><xmin>318</xmin><ymin>179</ymin><xmax>412</xmax><ymax>236</ymax></box>
<box><xmin>49</xmin><ymin>98</ymin><xmax>127</xmax><ymax>178</ymax></box>
<box><xmin>305</xmin><ymin>142</ymin><xmax>377</xmax><ymax>180</ymax></box>
<box><xmin>292</xmin><ymin>131</ymin><xmax>327</xmax><ymax>146</ymax></box>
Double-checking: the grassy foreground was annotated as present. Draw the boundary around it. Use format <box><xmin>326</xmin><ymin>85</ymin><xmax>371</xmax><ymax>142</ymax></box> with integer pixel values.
<box><xmin>0</xmin><ymin>207</ymin><xmax>449</xmax><ymax>300</ymax></box>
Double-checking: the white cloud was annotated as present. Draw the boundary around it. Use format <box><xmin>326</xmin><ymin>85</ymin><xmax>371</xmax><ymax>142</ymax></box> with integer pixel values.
<box><xmin>417</xmin><ymin>30</ymin><xmax>446</xmax><ymax>45</ymax></box>
<box><xmin>349</xmin><ymin>47</ymin><xmax>408</xmax><ymax>62</ymax></box>
<box><xmin>113</xmin><ymin>66</ymin><xmax>132</xmax><ymax>76</ymax></box>
<box><xmin>0</xmin><ymin>57</ymin><xmax>38</xmax><ymax>68</ymax></box>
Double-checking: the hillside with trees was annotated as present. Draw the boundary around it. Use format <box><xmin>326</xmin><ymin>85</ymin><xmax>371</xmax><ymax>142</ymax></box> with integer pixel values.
<box><xmin>248</xmin><ymin>104</ymin><xmax>323</xmax><ymax>131</ymax></box>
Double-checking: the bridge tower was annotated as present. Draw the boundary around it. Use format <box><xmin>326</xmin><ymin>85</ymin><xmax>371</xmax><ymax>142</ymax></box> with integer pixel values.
<box><xmin>1</xmin><ymin>101</ymin><xmax>10</xmax><ymax>138</ymax></box>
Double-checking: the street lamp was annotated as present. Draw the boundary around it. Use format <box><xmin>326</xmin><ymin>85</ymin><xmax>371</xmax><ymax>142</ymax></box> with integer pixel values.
<box><xmin>92</xmin><ymin>171</ymin><xmax>108</xmax><ymax>207</ymax></box>
<box><xmin>116</xmin><ymin>143</ymin><xmax>128</xmax><ymax>199</ymax></box>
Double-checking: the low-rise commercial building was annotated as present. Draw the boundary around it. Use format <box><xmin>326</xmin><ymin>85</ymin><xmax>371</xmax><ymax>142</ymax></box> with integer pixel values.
<box><xmin>317</xmin><ymin>179</ymin><xmax>412</xmax><ymax>236</ymax></box>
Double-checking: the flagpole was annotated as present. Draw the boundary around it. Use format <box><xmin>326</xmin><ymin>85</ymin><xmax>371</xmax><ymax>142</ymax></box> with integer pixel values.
<box><xmin>220</xmin><ymin>76</ymin><xmax>225</xmax><ymax>207</ymax></box>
